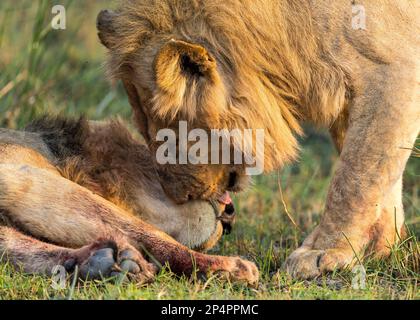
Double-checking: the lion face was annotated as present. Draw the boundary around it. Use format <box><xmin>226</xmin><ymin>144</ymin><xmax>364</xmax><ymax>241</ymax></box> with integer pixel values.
<box><xmin>97</xmin><ymin>11</ymin><xmax>252</xmax><ymax>203</ymax></box>
<box><xmin>139</xmin><ymin>188</ymin><xmax>236</xmax><ymax>251</ymax></box>
<box><xmin>97</xmin><ymin>5</ymin><xmax>301</xmax><ymax>203</ymax></box>
<box><xmin>122</xmin><ymin>39</ymin><xmax>250</xmax><ymax>203</ymax></box>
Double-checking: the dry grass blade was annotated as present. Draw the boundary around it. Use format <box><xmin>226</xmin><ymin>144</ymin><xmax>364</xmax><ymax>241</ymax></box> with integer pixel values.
<box><xmin>277</xmin><ymin>170</ymin><xmax>301</xmax><ymax>231</ymax></box>
<box><xmin>0</xmin><ymin>71</ymin><xmax>27</xmax><ymax>99</ymax></box>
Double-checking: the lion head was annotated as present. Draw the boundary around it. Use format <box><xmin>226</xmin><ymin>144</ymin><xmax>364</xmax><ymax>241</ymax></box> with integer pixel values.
<box><xmin>97</xmin><ymin>1</ymin><xmax>305</xmax><ymax>203</ymax></box>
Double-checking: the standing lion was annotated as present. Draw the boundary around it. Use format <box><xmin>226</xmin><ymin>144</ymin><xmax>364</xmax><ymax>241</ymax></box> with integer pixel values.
<box><xmin>97</xmin><ymin>0</ymin><xmax>419</xmax><ymax>279</ymax></box>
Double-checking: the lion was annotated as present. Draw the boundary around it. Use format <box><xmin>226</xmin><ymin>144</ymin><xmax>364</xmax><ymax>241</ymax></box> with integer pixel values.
<box><xmin>96</xmin><ymin>0</ymin><xmax>420</xmax><ymax>279</ymax></box>
<box><xmin>0</xmin><ymin>117</ymin><xmax>258</xmax><ymax>285</ymax></box>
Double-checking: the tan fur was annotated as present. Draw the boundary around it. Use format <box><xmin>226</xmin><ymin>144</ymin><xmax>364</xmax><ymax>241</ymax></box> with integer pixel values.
<box><xmin>97</xmin><ymin>0</ymin><xmax>420</xmax><ymax>278</ymax></box>
<box><xmin>0</xmin><ymin>121</ymin><xmax>258</xmax><ymax>285</ymax></box>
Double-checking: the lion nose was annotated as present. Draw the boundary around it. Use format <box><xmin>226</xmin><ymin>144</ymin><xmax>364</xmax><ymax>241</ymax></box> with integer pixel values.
<box><xmin>220</xmin><ymin>203</ymin><xmax>236</xmax><ymax>235</ymax></box>
<box><xmin>227</xmin><ymin>171</ymin><xmax>238</xmax><ymax>190</ymax></box>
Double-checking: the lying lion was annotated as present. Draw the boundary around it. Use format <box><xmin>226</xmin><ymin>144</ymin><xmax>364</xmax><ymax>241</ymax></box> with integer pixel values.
<box><xmin>0</xmin><ymin>117</ymin><xmax>258</xmax><ymax>285</ymax></box>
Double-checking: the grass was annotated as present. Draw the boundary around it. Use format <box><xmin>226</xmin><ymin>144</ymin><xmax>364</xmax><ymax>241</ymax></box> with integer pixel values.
<box><xmin>0</xmin><ymin>1</ymin><xmax>419</xmax><ymax>300</ymax></box>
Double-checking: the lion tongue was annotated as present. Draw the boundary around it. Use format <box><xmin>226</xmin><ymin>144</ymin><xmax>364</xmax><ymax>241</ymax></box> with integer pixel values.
<box><xmin>218</xmin><ymin>192</ymin><xmax>232</xmax><ymax>205</ymax></box>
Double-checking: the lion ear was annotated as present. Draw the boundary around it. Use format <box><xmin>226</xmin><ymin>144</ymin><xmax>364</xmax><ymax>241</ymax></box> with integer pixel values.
<box><xmin>155</xmin><ymin>40</ymin><xmax>218</xmax><ymax>88</ymax></box>
<box><xmin>97</xmin><ymin>9</ymin><xmax>119</xmax><ymax>49</ymax></box>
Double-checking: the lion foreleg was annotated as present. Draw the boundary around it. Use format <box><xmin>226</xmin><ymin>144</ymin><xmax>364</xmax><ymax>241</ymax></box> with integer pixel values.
<box><xmin>0</xmin><ymin>225</ymin><xmax>75</xmax><ymax>275</ymax></box>
<box><xmin>286</xmin><ymin>63</ymin><xmax>420</xmax><ymax>279</ymax></box>
<box><xmin>0</xmin><ymin>164</ymin><xmax>258</xmax><ymax>285</ymax></box>
<box><xmin>0</xmin><ymin>225</ymin><xmax>156</xmax><ymax>282</ymax></box>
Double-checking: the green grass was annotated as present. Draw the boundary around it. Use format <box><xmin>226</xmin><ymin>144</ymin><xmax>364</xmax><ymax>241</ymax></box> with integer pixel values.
<box><xmin>0</xmin><ymin>1</ymin><xmax>419</xmax><ymax>300</ymax></box>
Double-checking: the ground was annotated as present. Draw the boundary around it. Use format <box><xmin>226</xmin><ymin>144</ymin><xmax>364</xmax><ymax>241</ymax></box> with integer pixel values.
<box><xmin>0</xmin><ymin>1</ymin><xmax>418</xmax><ymax>300</ymax></box>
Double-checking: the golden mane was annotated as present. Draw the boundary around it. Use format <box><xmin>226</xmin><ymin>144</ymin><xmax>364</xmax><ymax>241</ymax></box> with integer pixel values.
<box><xmin>100</xmin><ymin>0</ymin><xmax>350</xmax><ymax>172</ymax></box>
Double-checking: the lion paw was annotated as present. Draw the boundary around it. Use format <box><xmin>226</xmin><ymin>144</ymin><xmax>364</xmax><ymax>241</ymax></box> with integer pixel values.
<box><xmin>218</xmin><ymin>257</ymin><xmax>259</xmax><ymax>287</ymax></box>
<box><xmin>285</xmin><ymin>247</ymin><xmax>355</xmax><ymax>279</ymax></box>
<box><xmin>64</xmin><ymin>238</ymin><xmax>157</xmax><ymax>284</ymax></box>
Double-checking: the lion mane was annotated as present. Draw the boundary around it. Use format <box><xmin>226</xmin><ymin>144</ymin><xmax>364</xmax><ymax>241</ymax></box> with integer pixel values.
<box><xmin>98</xmin><ymin>0</ymin><xmax>352</xmax><ymax>171</ymax></box>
